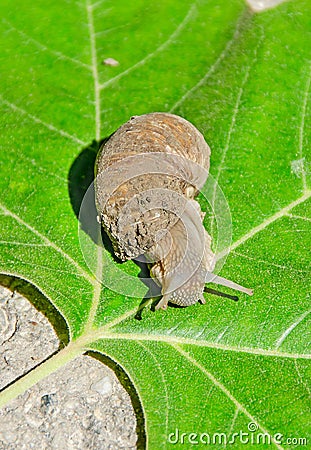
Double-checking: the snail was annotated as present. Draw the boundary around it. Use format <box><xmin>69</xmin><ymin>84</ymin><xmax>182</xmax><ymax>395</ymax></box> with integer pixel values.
<box><xmin>95</xmin><ymin>112</ymin><xmax>253</xmax><ymax>309</ymax></box>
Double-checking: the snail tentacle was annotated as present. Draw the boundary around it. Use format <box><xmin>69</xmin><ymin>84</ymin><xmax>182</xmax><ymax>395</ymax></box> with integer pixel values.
<box><xmin>205</xmin><ymin>273</ymin><xmax>253</xmax><ymax>296</ymax></box>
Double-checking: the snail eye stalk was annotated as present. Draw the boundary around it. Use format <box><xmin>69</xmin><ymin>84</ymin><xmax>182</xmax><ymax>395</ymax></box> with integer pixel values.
<box><xmin>206</xmin><ymin>273</ymin><xmax>253</xmax><ymax>296</ymax></box>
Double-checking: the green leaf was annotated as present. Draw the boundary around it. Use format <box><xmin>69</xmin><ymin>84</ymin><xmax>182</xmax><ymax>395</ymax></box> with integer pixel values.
<box><xmin>0</xmin><ymin>0</ymin><xmax>310</xmax><ymax>448</ymax></box>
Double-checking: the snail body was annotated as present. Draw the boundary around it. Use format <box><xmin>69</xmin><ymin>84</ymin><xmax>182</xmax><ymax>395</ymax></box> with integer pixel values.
<box><xmin>95</xmin><ymin>113</ymin><xmax>252</xmax><ymax>309</ymax></box>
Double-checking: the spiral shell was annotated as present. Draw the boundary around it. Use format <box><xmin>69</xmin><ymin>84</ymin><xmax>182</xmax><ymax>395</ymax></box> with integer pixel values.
<box><xmin>95</xmin><ymin>113</ymin><xmax>210</xmax><ymax>260</ymax></box>
<box><xmin>95</xmin><ymin>112</ymin><xmax>253</xmax><ymax>308</ymax></box>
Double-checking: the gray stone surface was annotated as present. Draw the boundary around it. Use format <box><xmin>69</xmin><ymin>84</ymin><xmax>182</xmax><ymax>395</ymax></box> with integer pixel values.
<box><xmin>0</xmin><ymin>286</ymin><xmax>138</xmax><ymax>449</ymax></box>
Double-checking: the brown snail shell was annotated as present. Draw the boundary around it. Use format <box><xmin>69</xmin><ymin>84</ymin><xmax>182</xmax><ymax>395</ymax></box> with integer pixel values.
<box><xmin>95</xmin><ymin>113</ymin><xmax>210</xmax><ymax>259</ymax></box>
<box><xmin>95</xmin><ymin>112</ymin><xmax>253</xmax><ymax>309</ymax></box>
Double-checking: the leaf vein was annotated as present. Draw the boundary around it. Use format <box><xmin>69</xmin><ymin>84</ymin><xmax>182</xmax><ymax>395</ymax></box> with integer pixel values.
<box><xmin>0</xmin><ymin>96</ymin><xmax>87</xmax><ymax>146</ymax></box>
<box><xmin>171</xmin><ymin>344</ymin><xmax>284</xmax><ymax>450</ymax></box>
<box><xmin>169</xmin><ymin>9</ymin><xmax>248</xmax><ymax>113</ymax></box>
<box><xmin>211</xmin><ymin>33</ymin><xmax>262</xmax><ymax>234</ymax></box>
<box><xmin>225</xmin><ymin>407</ymin><xmax>240</xmax><ymax>448</ymax></box>
<box><xmin>0</xmin><ymin>240</ymin><xmax>47</xmax><ymax>247</ymax></box>
<box><xmin>294</xmin><ymin>360</ymin><xmax>311</xmax><ymax>398</ymax></box>
<box><xmin>287</xmin><ymin>213</ymin><xmax>311</xmax><ymax>223</ymax></box>
<box><xmin>99</xmin><ymin>2</ymin><xmax>197</xmax><ymax>90</ymax></box>
<box><xmin>217</xmin><ymin>189</ymin><xmax>311</xmax><ymax>259</ymax></box>
<box><xmin>86</xmin><ymin>0</ymin><xmax>101</xmax><ymax>141</ymax></box>
<box><xmin>84</xmin><ymin>0</ymin><xmax>103</xmax><ymax>331</ymax></box>
<box><xmin>232</xmin><ymin>250</ymin><xmax>307</xmax><ymax>274</ymax></box>
<box><xmin>92</xmin><ymin>331</ymin><xmax>310</xmax><ymax>360</ymax></box>
<box><xmin>138</xmin><ymin>342</ymin><xmax>170</xmax><ymax>443</ymax></box>
<box><xmin>299</xmin><ymin>61</ymin><xmax>311</xmax><ymax>192</ymax></box>
<box><xmin>3</xmin><ymin>19</ymin><xmax>92</xmax><ymax>71</ymax></box>
<box><xmin>275</xmin><ymin>309</ymin><xmax>311</xmax><ymax>349</ymax></box>
<box><xmin>0</xmin><ymin>203</ymin><xmax>94</xmax><ymax>284</ymax></box>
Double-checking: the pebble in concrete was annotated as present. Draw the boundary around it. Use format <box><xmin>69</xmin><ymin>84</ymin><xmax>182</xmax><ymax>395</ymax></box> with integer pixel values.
<box><xmin>0</xmin><ymin>286</ymin><xmax>138</xmax><ymax>449</ymax></box>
